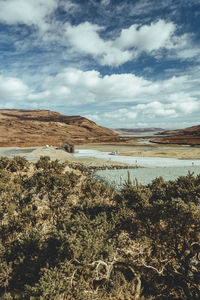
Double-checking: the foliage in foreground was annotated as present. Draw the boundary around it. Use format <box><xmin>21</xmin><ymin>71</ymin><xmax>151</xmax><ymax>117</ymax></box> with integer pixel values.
<box><xmin>0</xmin><ymin>156</ymin><xmax>199</xmax><ymax>299</ymax></box>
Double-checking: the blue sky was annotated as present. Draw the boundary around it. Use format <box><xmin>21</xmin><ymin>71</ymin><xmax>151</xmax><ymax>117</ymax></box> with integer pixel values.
<box><xmin>0</xmin><ymin>0</ymin><xmax>200</xmax><ymax>129</ymax></box>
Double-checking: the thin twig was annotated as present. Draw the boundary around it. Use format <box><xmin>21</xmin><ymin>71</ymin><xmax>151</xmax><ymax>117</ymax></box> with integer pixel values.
<box><xmin>70</xmin><ymin>269</ymin><xmax>77</xmax><ymax>287</ymax></box>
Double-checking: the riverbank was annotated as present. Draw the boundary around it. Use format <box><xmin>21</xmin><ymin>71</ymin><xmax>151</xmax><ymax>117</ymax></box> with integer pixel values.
<box><xmin>1</xmin><ymin>143</ymin><xmax>200</xmax><ymax>168</ymax></box>
<box><xmin>77</xmin><ymin>142</ymin><xmax>200</xmax><ymax>159</ymax></box>
<box><xmin>0</xmin><ymin>146</ymin><xmax>133</xmax><ymax>169</ymax></box>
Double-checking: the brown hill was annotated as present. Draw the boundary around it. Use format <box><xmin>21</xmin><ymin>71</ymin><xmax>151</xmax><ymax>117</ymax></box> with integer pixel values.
<box><xmin>0</xmin><ymin>109</ymin><xmax>117</xmax><ymax>147</ymax></box>
<box><xmin>159</xmin><ymin>125</ymin><xmax>200</xmax><ymax>136</ymax></box>
<box><xmin>154</xmin><ymin>125</ymin><xmax>200</xmax><ymax>145</ymax></box>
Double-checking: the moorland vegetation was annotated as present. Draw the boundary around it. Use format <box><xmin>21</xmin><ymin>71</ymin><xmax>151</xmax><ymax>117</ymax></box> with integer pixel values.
<box><xmin>0</xmin><ymin>156</ymin><xmax>199</xmax><ymax>299</ymax></box>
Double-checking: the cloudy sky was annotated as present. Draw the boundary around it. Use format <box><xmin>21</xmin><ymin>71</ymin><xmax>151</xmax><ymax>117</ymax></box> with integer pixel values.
<box><xmin>0</xmin><ymin>0</ymin><xmax>200</xmax><ymax>129</ymax></box>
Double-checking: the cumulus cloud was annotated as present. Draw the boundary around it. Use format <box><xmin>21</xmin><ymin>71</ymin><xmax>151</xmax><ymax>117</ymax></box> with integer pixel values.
<box><xmin>65</xmin><ymin>22</ymin><xmax>106</xmax><ymax>56</ymax></box>
<box><xmin>0</xmin><ymin>75</ymin><xmax>29</xmax><ymax>101</ymax></box>
<box><xmin>12</xmin><ymin>67</ymin><xmax>194</xmax><ymax>127</ymax></box>
<box><xmin>43</xmin><ymin>68</ymin><xmax>198</xmax><ymax>126</ymax></box>
<box><xmin>97</xmin><ymin>97</ymin><xmax>199</xmax><ymax>125</ymax></box>
<box><xmin>175</xmin><ymin>47</ymin><xmax>200</xmax><ymax>61</ymax></box>
<box><xmin>60</xmin><ymin>0</ymin><xmax>79</xmax><ymax>12</ymax></box>
<box><xmin>0</xmin><ymin>0</ymin><xmax>58</xmax><ymax>31</ymax></box>
<box><xmin>29</xmin><ymin>68</ymin><xmax>198</xmax><ymax>110</ymax></box>
<box><xmin>0</xmin><ymin>67</ymin><xmax>199</xmax><ymax>128</ymax></box>
<box><xmin>42</xmin><ymin>67</ymin><xmax>159</xmax><ymax>103</ymax></box>
<box><xmin>64</xmin><ymin>22</ymin><xmax>133</xmax><ymax>66</ymax></box>
<box><xmin>64</xmin><ymin>19</ymin><xmax>180</xmax><ymax>66</ymax></box>
<box><xmin>114</xmin><ymin>20</ymin><xmax>176</xmax><ymax>51</ymax></box>
<box><xmin>0</xmin><ymin>0</ymin><xmax>196</xmax><ymax>67</ymax></box>
<box><xmin>1</xmin><ymin>68</ymin><xmax>199</xmax><ymax>112</ymax></box>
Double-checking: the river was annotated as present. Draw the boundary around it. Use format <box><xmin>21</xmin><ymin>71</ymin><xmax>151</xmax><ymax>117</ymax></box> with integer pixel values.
<box><xmin>74</xmin><ymin>149</ymin><xmax>200</xmax><ymax>167</ymax></box>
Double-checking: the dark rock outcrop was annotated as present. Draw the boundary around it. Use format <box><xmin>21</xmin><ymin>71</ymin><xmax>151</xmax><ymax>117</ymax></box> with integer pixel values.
<box><xmin>63</xmin><ymin>141</ymin><xmax>74</xmax><ymax>153</ymax></box>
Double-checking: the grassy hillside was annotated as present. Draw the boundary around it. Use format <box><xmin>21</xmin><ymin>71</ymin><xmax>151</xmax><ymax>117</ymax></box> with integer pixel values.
<box><xmin>0</xmin><ymin>157</ymin><xmax>199</xmax><ymax>299</ymax></box>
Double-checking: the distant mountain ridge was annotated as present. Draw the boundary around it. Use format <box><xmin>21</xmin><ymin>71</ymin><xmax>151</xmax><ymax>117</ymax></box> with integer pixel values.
<box><xmin>0</xmin><ymin>109</ymin><xmax>116</xmax><ymax>147</ymax></box>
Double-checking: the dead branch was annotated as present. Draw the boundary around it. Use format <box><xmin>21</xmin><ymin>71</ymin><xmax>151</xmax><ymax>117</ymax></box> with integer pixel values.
<box><xmin>90</xmin><ymin>260</ymin><xmax>109</xmax><ymax>280</ymax></box>
<box><xmin>70</xmin><ymin>269</ymin><xmax>77</xmax><ymax>288</ymax></box>
<box><xmin>134</xmin><ymin>275</ymin><xmax>141</xmax><ymax>300</ymax></box>
<box><xmin>141</xmin><ymin>262</ymin><xmax>165</xmax><ymax>275</ymax></box>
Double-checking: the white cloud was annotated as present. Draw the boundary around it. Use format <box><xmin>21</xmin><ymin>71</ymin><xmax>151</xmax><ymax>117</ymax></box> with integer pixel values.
<box><xmin>36</xmin><ymin>68</ymin><xmax>200</xmax><ymax>108</ymax></box>
<box><xmin>168</xmin><ymin>92</ymin><xmax>196</xmax><ymax>103</ymax></box>
<box><xmin>27</xmin><ymin>86</ymin><xmax>71</xmax><ymax>105</ymax></box>
<box><xmin>43</xmin><ymin>68</ymin><xmax>158</xmax><ymax>103</ymax></box>
<box><xmin>99</xmin><ymin>97</ymin><xmax>199</xmax><ymax>124</ymax></box>
<box><xmin>65</xmin><ymin>22</ymin><xmax>106</xmax><ymax>56</ymax></box>
<box><xmin>166</xmin><ymin>33</ymin><xmax>200</xmax><ymax>61</ymax></box>
<box><xmin>0</xmin><ymin>68</ymin><xmax>199</xmax><ymax>128</ymax></box>
<box><xmin>0</xmin><ymin>75</ymin><xmax>29</xmax><ymax>100</ymax></box>
<box><xmin>54</xmin><ymin>69</ymin><xmax>101</xmax><ymax>89</ymax></box>
<box><xmin>176</xmin><ymin>47</ymin><xmax>200</xmax><ymax>60</ymax></box>
<box><xmin>64</xmin><ymin>22</ymin><xmax>133</xmax><ymax>66</ymax></box>
<box><xmin>114</xmin><ymin>20</ymin><xmax>176</xmax><ymax>51</ymax></box>
<box><xmin>99</xmin><ymin>48</ymin><xmax>134</xmax><ymax>66</ymax></box>
<box><xmin>64</xmin><ymin>19</ymin><xmax>189</xmax><ymax>66</ymax></box>
<box><xmin>0</xmin><ymin>0</ymin><xmax>196</xmax><ymax>67</ymax></box>
<box><xmin>60</xmin><ymin>0</ymin><xmax>79</xmax><ymax>12</ymax></box>
<box><xmin>0</xmin><ymin>0</ymin><xmax>58</xmax><ymax>31</ymax></box>
<box><xmin>84</xmin><ymin>114</ymin><xmax>100</xmax><ymax>122</ymax></box>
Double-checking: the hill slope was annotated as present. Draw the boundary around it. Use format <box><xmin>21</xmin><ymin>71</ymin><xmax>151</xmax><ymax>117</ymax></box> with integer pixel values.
<box><xmin>154</xmin><ymin>125</ymin><xmax>200</xmax><ymax>145</ymax></box>
<box><xmin>0</xmin><ymin>109</ymin><xmax>116</xmax><ymax>147</ymax></box>
<box><xmin>160</xmin><ymin>125</ymin><xmax>200</xmax><ymax>136</ymax></box>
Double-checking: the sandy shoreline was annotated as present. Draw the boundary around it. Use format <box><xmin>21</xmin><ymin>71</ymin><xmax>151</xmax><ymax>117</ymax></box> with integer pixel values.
<box><xmin>0</xmin><ymin>146</ymin><xmax>131</xmax><ymax>167</ymax></box>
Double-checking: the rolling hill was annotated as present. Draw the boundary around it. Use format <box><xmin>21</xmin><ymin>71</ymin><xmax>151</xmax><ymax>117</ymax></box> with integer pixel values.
<box><xmin>0</xmin><ymin>109</ymin><xmax>117</xmax><ymax>147</ymax></box>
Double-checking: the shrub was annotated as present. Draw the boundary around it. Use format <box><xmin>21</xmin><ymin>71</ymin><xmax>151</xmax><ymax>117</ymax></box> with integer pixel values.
<box><xmin>0</xmin><ymin>158</ymin><xmax>199</xmax><ymax>299</ymax></box>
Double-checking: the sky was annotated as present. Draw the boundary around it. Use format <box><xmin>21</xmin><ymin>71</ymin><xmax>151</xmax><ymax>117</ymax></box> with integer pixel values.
<box><xmin>0</xmin><ymin>0</ymin><xmax>200</xmax><ymax>129</ymax></box>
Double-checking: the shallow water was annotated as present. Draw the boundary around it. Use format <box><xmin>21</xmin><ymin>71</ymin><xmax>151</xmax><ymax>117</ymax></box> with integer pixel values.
<box><xmin>119</xmin><ymin>134</ymin><xmax>169</xmax><ymax>138</ymax></box>
<box><xmin>136</xmin><ymin>139</ymin><xmax>154</xmax><ymax>145</ymax></box>
<box><xmin>75</xmin><ymin>149</ymin><xmax>200</xmax><ymax>167</ymax></box>
<box><xmin>95</xmin><ymin>166</ymin><xmax>200</xmax><ymax>187</ymax></box>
